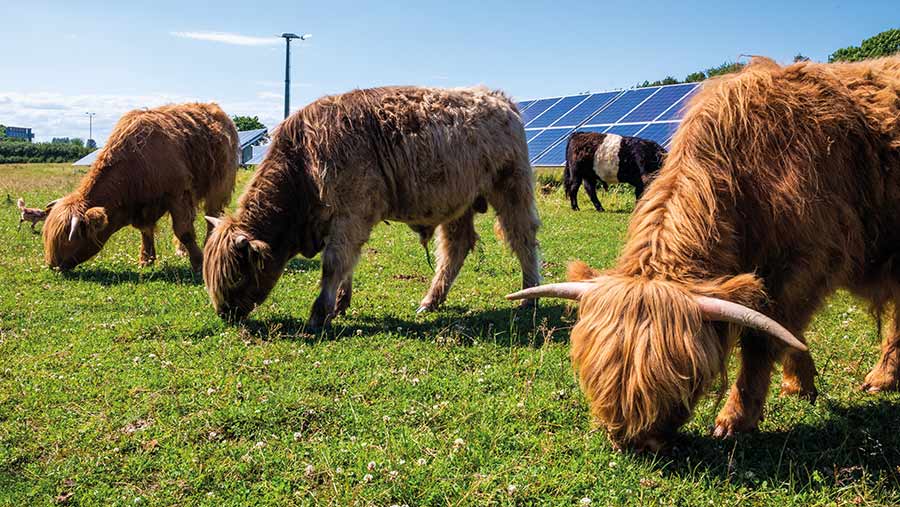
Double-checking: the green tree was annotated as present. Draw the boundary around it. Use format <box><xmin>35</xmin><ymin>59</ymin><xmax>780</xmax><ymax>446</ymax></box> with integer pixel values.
<box><xmin>829</xmin><ymin>28</ymin><xmax>900</xmax><ymax>62</ymax></box>
<box><xmin>232</xmin><ymin>115</ymin><xmax>267</xmax><ymax>132</ymax></box>
<box><xmin>0</xmin><ymin>125</ymin><xmax>5</xmax><ymax>139</ymax></box>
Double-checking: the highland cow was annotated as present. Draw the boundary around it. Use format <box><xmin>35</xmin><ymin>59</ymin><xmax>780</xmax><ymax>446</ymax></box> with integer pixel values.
<box><xmin>203</xmin><ymin>86</ymin><xmax>541</xmax><ymax>328</ymax></box>
<box><xmin>43</xmin><ymin>103</ymin><xmax>239</xmax><ymax>273</ymax></box>
<box><xmin>509</xmin><ymin>56</ymin><xmax>900</xmax><ymax>451</ymax></box>
<box><xmin>563</xmin><ymin>132</ymin><xmax>665</xmax><ymax>211</ymax></box>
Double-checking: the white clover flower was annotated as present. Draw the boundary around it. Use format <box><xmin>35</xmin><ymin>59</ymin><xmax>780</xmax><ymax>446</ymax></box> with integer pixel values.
<box><xmin>580</xmin><ymin>498</ymin><xmax>592</xmax><ymax>505</ymax></box>
<box><xmin>507</xmin><ymin>484</ymin><xmax>517</xmax><ymax>495</ymax></box>
<box><xmin>293</xmin><ymin>431</ymin><xmax>302</xmax><ymax>441</ymax></box>
<box><xmin>367</xmin><ymin>461</ymin><xmax>377</xmax><ymax>471</ymax></box>
<box><xmin>363</xmin><ymin>473</ymin><xmax>373</xmax><ymax>482</ymax></box>
<box><xmin>417</xmin><ymin>458</ymin><xmax>427</xmax><ymax>466</ymax></box>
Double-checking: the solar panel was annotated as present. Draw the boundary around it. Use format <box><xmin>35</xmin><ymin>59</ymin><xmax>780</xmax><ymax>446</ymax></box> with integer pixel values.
<box><xmin>634</xmin><ymin>123</ymin><xmax>680</xmax><ymax>146</ymax></box>
<box><xmin>553</xmin><ymin>91</ymin><xmax>621</xmax><ymax>127</ymax></box>
<box><xmin>604</xmin><ymin>124</ymin><xmax>645</xmax><ymax>137</ymax></box>
<box><xmin>527</xmin><ymin>128</ymin><xmax>573</xmax><ymax>162</ymax></box>
<box><xmin>654</xmin><ymin>86</ymin><xmax>699</xmax><ymax>121</ymax></box>
<box><xmin>619</xmin><ymin>84</ymin><xmax>695</xmax><ymax>123</ymax></box>
<box><xmin>526</xmin><ymin>95</ymin><xmax>589</xmax><ymax>128</ymax></box>
<box><xmin>585</xmin><ymin>87</ymin><xmax>658</xmax><ymax>125</ymax></box>
<box><xmin>521</xmin><ymin>97</ymin><xmax>562</xmax><ymax>125</ymax></box>
<box><xmin>238</xmin><ymin>128</ymin><xmax>268</xmax><ymax>148</ymax></box>
<box><xmin>247</xmin><ymin>144</ymin><xmax>270</xmax><ymax>165</ymax></box>
<box><xmin>533</xmin><ymin>139</ymin><xmax>569</xmax><ymax>166</ymax></box>
<box><xmin>72</xmin><ymin>149</ymin><xmax>100</xmax><ymax>166</ymax></box>
<box><xmin>517</xmin><ymin>100</ymin><xmax>535</xmax><ymax>113</ymax></box>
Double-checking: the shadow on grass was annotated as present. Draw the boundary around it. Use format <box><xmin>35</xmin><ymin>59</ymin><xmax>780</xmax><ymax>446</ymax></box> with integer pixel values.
<box><xmin>61</xmin><ymin>264</ymin><xmax>202</xmax><ymax>286</ymax></box>
<box><xmin>240</xmin><ymin>302</ymin><xmax>575</xmax><ymax>347</ymax></box>
<box><xmin>653</xmin><ymin>398</ymin><xmax>900</xmax><ymax>492</ymax></box>
<box><xmin>285</xmin><ymin>257</ymin><xmax>320</xmax><ymax>272</ymax></box>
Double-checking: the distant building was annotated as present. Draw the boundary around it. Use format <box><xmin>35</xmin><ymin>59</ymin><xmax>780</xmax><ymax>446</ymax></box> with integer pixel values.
<box><xmin>3</xmin><ymin>126</ymin><xmax>34</xmax><ymax>142</ymax></box>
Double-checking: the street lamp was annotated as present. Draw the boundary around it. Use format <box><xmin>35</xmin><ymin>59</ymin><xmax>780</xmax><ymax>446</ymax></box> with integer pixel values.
<box><xmin>85</xmin><ymin>112</ymin><xmax>96</xmax><ymax>143</ymax></box>
<box><xmin>281</xmin><ymin>32</ymin><xmax>311</xmax><ymax>119</ymax></box>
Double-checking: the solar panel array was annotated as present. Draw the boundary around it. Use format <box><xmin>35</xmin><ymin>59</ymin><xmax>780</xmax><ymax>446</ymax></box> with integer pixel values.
<box><xmin>518</xmin><ymin>82</ymin><xmax>699</xmax><ymax>166</ymax></box>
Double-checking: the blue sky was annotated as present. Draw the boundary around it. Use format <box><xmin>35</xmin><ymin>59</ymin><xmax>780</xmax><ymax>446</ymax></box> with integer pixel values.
<box><xmin>1</xmin><ymin>0</ymin><xmax>896</xmax><ymax>143</ymax></box>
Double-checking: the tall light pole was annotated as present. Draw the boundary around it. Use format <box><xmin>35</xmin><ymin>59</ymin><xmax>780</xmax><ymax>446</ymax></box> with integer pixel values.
<box><xmin>281</xmin><ymin>32</ymin><xmax>311</xmax><ymax>119</ymax></box>
<box><xmin>85</xmin><ymin>112</ymin><xmax>96</xmax><ymax>142</ymax></box>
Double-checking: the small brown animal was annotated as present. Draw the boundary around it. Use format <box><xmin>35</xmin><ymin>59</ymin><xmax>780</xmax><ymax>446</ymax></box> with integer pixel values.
<box><xmin>43</xmin><ymin>103</ymin><xmax>239</xmax><ymax>272</ymax></box>
<box><xmin>17</xmin><ymin>198</ymin><xmax>48</xmax><ymax>231</ymax></box>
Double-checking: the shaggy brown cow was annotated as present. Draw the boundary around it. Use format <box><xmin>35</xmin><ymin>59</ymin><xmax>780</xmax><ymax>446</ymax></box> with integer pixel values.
<box><xmin>509</xmin><ymin>56</ymin><xmax>900</xmax><ymax>451</ymax></box>
<box><xmin>203</xmin><ymin>86</ymin><xmax>541</xmax><ymax>327</ymax></box>
<box><xmin>43</xmin><ymin>103</ymin><xmax>239</xmax><ymax>272</ymax></box>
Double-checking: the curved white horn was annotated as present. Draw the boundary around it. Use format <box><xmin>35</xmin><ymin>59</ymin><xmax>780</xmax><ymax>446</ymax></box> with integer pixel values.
<box><xmin>68</xmin><ymin>216</ymin><xmax>80</xmax><ymax>242</ymax></box>
<box><xmin>205</xmin><ymin>215</ymin><xmax>223</xmax><ymax>228</ymax></box>
<box><xmin>695</xmin><ymin>296</ymin><xmax>808</xmax><ymax>351</ymax></box>
<box><xmin>506</xmin><ymin>282</ymin><xmax>594</xmax><ymax>301</ymax></box>
<box><xmin>234</xmin><ymin>234</ymin><xmax>249</xmax><ymax>249</ymax></box>
<box><xmin>46</xmin><ymin>198</ymin><xmax>60</xmax><ymax>210</ymax></box>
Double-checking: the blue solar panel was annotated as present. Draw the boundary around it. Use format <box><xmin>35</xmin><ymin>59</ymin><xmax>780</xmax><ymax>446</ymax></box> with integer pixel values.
<box><xmin>533</xmin><ymin>138</ymin><xmax>569</xmax><ymax>166</ymax></box>
<box><xmin>553</xmin><ymin>92</ymin><xmax>621</xmax><ymax>127</ymax></box>
<box><xmin>525</xmin><ymin>129</ymin><xmax>544</xmax><ymax>142</ymax></box>
<box><xmin>635</xmin><ymin>122</ymin><xmax>680</xmax><ymax>146</ymax></box>
<box><xmin>526</xmin><ymin>95</ymin><xmax>588</xmax><ymax>128</ymax></box>
<box><xmin>573</xmin><ymin>125</ymin><xmax>610</xmax><ymax>134</ymax></box>
<box><xmin>655</xmin><ymin>86</ymin><xmax>699</xmax><ymax>121</ymax></box>
<box><xmin>585</xmin><ymin>87</ymin><xmax>657</xmax><ymax>125</ymax></box>
<box><xmin>521</xmin><ymin>98</ymin><xmax>561</xmax><ymax>125</ymax></box>
<box><xmin>517</xmin><ymin>100</ymin><xmax>535</xmax><ymax>113</ymax></box>
<box><xmin>527</xmin><ymin>128</ymin><xmax>573</xmax><ymax>162</ymax></box>
<box><xmin>619</xmin><ymin>84</ymin><xmax>696</xmax><ymax>123</ymax></box>
<box><xmin>604</xmin><ymin>124</ymin><xmax>645</xmax><ymax>137</ymax></box>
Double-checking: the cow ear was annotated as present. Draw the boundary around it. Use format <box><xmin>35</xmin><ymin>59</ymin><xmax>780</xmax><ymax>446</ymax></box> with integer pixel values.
<box><xmin>84</xmin><ymin>207</ymin><xmax>108</xmax><ymax>233</ymax></box>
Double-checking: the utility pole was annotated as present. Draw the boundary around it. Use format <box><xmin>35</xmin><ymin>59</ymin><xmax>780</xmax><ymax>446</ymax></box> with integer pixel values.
<box><xmin>85</xmin><ymin>112</ymin><xmax>95</xmax><ymax>142</ymax></box>
<box><xmin>281</xmin><ymin>33</ymin><xmax>311</xmax><ymax>119</ymax></box>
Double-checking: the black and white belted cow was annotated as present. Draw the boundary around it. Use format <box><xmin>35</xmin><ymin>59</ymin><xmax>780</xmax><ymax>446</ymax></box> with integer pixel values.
<box><xmin>563</xmin><ymin>132</ymin><xmax>665</xmax><ymax>211</ymax></box>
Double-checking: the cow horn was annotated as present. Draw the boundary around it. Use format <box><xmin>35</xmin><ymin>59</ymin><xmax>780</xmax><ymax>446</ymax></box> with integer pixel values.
<box><xmin>506</xmin><ymin>282</ymin><xmax>594</xmax><ymax>301</ymax></box>
<box><xmin>46</xmin><ymin>198</ymin><xmax>60</xmax><ymax>210</ymax></box>
<box><xmin>68</xmin><ymin>216</ymin><xmax>80</xmax><ymax>242</ymax></box>
<box><xmin>205</xmin><ymin>215</ymin><xmax>223</xmax><ymax>228</ymax></box>
<box><xmin>695</xmin><ymin>296</ymin><xmax>808</xmax><ymax>351</ymax></box>
<box><xmin>234</xmin><ymin>235</ymin><xmax>249</xmax><ymax>249</ymax></box>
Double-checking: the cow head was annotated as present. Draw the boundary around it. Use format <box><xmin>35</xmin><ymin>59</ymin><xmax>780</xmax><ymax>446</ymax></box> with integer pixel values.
<box><xmin>507</xmin><ymin>263</ymin><xmax>806</xmax><ymax>452</ymax></box>
<box><xmin>43</xmin><ymin>199</ymin><xmax>112</xmax><ymax>270</ymax></box>
<box><xmin>202</xmin><ymin>216</ymin><xmax>287</xmax><ymax>320</ymax></box>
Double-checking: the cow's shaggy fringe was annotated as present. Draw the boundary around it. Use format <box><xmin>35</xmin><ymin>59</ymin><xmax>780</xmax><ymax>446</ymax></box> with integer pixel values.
<box><xmin>570</xmin><ymin>56</ymin><xmax>900</xmax><ymax>448</ymax></box>
<box><xmin>204</xmin><ymin>86</ymin><xmax>541</xmax><ymax>326</ymax></box>
<box><xmin>43</xmin><ymin>103</ymin><xmax>238</xmax><ymax>271</ymax></box>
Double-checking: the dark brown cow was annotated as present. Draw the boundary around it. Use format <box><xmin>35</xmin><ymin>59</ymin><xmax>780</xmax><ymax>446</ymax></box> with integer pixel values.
<box><xmin>564</xmin><ymin>132</ymin><xmax>665</xmax><ymax>211</ymax></box>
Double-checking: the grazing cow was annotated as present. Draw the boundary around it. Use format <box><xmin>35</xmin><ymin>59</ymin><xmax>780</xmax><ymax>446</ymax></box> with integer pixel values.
<box><xmin>563</xmin><ymin>132</ymin><xmax>665</xmax><ymax>211</ymax></box>
<box><xmin>509</xmin><ymin>56</ymin><xmax>900</xmax><ymax>451</ymax></box>
<box><xmin>43</xmin><ymin>103</ymin><xmax>239</xmax><ymax>272</ymax></box>
<box><xmin>203</xmin><ymin>86</ymin><xmax>541</xmax><ymax>328</ymax></box>
<box><xmin>17</xmin><ymin>198</ymin><xmax>48</xmax><ymax>230</ymax></box>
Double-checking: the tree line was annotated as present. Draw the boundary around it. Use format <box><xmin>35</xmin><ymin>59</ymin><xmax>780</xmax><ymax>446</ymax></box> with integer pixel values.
<box><xmin>637</xmin><ymin>28</ymin><xmax>898</xmax><ymax>88</ymax></box>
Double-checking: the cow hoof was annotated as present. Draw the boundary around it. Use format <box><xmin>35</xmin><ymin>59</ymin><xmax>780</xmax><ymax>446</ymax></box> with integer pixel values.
<box><xmin>862</xmin><ymin>370</ymin><xmax>900</xmax><ymax>393</ymax></box>
<box><xmin>416</xmin><ymin>305</ymin><xmax>433</xmax><ymax>315</ymax></box>
<box><xmin>712</xmin><ymin>424</ymin><xmax>735</xmax><ymax>440</ymax></box>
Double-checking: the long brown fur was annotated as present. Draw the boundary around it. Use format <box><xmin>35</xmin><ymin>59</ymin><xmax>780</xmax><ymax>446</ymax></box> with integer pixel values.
<box><xmin>203</xmin><ymin>86</ymin><xmax>541</xmax><ymax>326</ymax></box>
<box><xmin>43</xmin><ymin>103</ymin><xmax>239</xmax><ymax>272</ymax></box>
<box><xmin>568</xmin><ymin>56</ymin><xmax>900</xmax><ymax>449</ymax></box>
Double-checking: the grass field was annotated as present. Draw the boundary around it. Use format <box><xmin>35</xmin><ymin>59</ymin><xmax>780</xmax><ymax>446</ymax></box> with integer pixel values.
<box><xmin>1</xmin><ymin>163</ymin><xmax>899</xmax><ymax>506</ymax></box>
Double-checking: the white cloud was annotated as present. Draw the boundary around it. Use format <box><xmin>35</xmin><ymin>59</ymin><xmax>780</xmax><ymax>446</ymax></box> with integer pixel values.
<box><xmin>0</xmin><ymin>91</ymin><xmax>285</xmax><ymax>144</ymax></box>
<box><xmin>171</xmin><ymin>31</ymin><xmax>281</xmax><ymax>47</ymax></box>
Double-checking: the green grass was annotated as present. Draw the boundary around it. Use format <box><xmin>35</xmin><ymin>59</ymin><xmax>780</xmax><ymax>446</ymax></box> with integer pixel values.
<box><xmin>1</xmin><ymin>163</ymin><xmax>899</xmax><ymax>506</ymax></box>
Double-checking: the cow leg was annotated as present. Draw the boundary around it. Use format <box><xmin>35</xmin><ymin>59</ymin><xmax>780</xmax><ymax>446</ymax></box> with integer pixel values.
<box><xmin>713</xmin><ymin>332</ymin><xmax>777</xmax><ymax>438</ymax></box>
<box><xmin>569</xmin><ymin>174</ymin><xmax>582</xmax><ymax>211</ymax></box>
<box><xmin>417</xmin><ymin>209</ymin><xmax>478</xmax><ymax>313</ymax></box>
<box><xmin>138</xmin><ymin>226</ymin><xmax>157</xmax><ymax>267</ymax></box>
<box><xmin>781</xmin><ymin>349</ymin><xmax>818</xmax><ymax>400</ymax></box>
<box><xmin>334</xmin><ymin>274</ymin><xmax>353</xmax><ymax>316</ymax></box>
<box><xmin>488</xmin><ymin>168</ymin><xmax>541</xmax><ymax>308</ymax></box>
<box><xmin>308</xmin><ymin>217</ymin><xmax>371</xmax><ymax>329</ymax></box>
<box><xmin>169</xmin><ymin>201</ymin><xmax>203</xmax><ymax>273</ymax></box>
<box><xmin>583</xmin><ymin>178</ymin><xmax>605</xmax><ymax>212</ymax></box>
<box><xmin>863</xmin><ymin>306</ymin><xmax>900</xmax><ymax>392</ymax></box>
<box><xmin>204</xmin><ymin>183</ymin><xmax>233</xmax><ymax>243</ymax></box>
